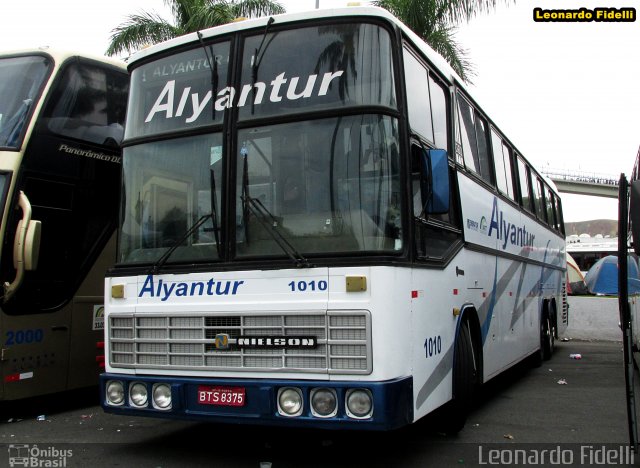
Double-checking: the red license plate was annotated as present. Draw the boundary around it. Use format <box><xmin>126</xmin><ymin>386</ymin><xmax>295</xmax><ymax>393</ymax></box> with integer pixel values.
<box><xmin>197</xmin><ymin>386</ymin><xmax>246</xmax><ymax>407</ymax></box>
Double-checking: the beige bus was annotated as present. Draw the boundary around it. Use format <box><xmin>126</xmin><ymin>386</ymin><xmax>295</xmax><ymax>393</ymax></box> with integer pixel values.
<box><xmin>0</xmin><ymin>48</ymin><xmax>127</xmax><ymax>400</ymax></box>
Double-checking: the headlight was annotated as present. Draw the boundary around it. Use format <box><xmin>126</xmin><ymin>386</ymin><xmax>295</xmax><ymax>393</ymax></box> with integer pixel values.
<box><xmin>277</xmin><ymin>387</ymin><xmax>303</xmax><ymax>417</ymax></box>
<box><xmin>346</xmin><ymin>389</ymin><xmax>373</xmax><ymax>419</ymax></box>
<box><xmin>310</xmin><ymin>388</ymin><xmax>337</xmax><ymax>418</ymax></box>
<box><xmin>152</xmin><ymin>383</ymin><xmax>172</xmax><ymax>410</ymax></box>
<box><xmin>129</xmin><ymin>382</ymin><xmax>148</xmax><ymax>407</ymax></box>
<box><xmin>106</xmin><ymin>380</ymin><xmax>125</xmax><ymax>406</ymax></box>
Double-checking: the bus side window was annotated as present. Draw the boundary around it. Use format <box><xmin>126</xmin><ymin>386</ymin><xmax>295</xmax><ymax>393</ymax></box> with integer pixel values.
<box><xmin>403</xmin><ymin>48</ymin><xmax>434</xmax><ymax>143</ymax></box>
<box><xmin>516</xmin><ymin>156</ymin><xmax>533</xmax><ymax>213</ymax></box>
<box><xmin>456</xmin><ymin>95</ymin><xmax>493</xmax><ymax>185</ymax></box>
<box><xmin>429</xmin><ymin>76</ymin><xmax>448</xmax><ymax>153</ymax></box>
<box><xmin>474</xmin><ymin>115</ymin><xmax>493</xmax><ymax>185</ymax></box>
<box><xmin>532</xmin><ymin>176</ymin><xmax>546</xmax><ymax>222</ymax></box>
<box><xmin>554</xmin><ymin>196</ymin><xmax>565</xmax><ymax>234</ymax></box>
<box><xmin>411</xmin><ymin>145</ymin><xmax>426</xmax><ymax>218</ymax></box>
<box><xmin>490</xmin><ymin>129</ymin><xmax>515</xmax><ymax>201</ymax></box>
<box><xmin>545</xmin><ymin>186</ymin><xmax>556</xmax><ymax>228</ymax></box>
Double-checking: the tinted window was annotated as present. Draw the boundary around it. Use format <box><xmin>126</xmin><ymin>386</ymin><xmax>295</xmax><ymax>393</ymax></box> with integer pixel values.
<box><xmin>430</xmin><ymin>76</ymin><xmax>448</xmax><ymax>152</ymax></box>
<box><xmin>0</xmin><ymin>55</ymin><xmax>51</xmax><ymax>149</ymax></box>
<box><xmin>235</xmin><ymin>115</ymin><xmax>402</xmax><ymax>257</ymax></box>
<box><xmin>517</xmin><ymin>156</ymin><xmax>532</xmax><ymax>212</ymax></box>
<box><xmin>238</xmin><ymin>23</ymin><xmax>396</xmax><ymax>121</ymax></box>
<box><xmin>490</xmin><ymin>129</ymin><xmax>515</xmax><ymax>200</ymax></box>
<box><xmin>43</xmin><ymin>61</ymin><xmax>128</xmax><ymax>147</ymax></box>
<box><xmin>403</xmin><ymin>49</ymin><xmax>433</xmax><ymax>142</ymax></box>
<box><xmin>533</xmin><ymin>176</ymin><xmax>545</xmax><ymax>221</ymax></box>
<box><xmin>545</xmin><ymin>186</ymin><xmax>556</xmax><ymax>227</ymax></box>
<box><xmin>126</xmin><ymin>42</ymin><xmax>231</xmax><ymax>139</ymax></box>
<box><xmin>456</xmin><ymin>97</ymin><xmax>477</xmax><ymax>171</ymax></box>
<box><xmin>554</xmin><ymin>196</ymin><xmax>565</xmax><ymax>233</ymax></box>
<box><xmin>119</xmin><ymin>133</ymin><xmax>224</xmax><ymax>264</ymax></box>
<box><xmin>474</xmin><ymin>115</ymin><xmax>492</xmax><ymax>184</ymax></box>
<box><xmin>456</xmin><ymin>95</ymin><xmax>492</xmax><ymax>184</ymax></box>
<box><xmin>0</xmin><ymin>172</ymin><xmax>10</xmax><ymax>218</ymax></box>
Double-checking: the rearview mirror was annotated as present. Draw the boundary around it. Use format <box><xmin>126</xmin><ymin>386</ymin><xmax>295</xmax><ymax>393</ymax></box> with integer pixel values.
<box><xmin>422</xmin><ymin>149</ymin><xmax>450</xmax><ymax>214</ymax></box>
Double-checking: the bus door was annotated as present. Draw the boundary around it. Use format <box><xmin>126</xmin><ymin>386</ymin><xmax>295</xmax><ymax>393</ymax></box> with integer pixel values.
<box><xmin>0</xmin><ymin>57</ymin><xmax>126</xmax><ymax>399</ymax></box>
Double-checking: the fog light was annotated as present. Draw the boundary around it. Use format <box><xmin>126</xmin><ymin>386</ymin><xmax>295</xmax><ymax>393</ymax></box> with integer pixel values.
<box><xmin>310</xmin><ymin>388</ymin><xmax>337</xmax><ymax>417</ymax></box>
<box><xmin>152</xmin><ymin>383</ymin><xmax>172</xmax><ymax>410</ymax></box>
<box><xmin>129</xmin><ymin>382</ymin><xmax>148</xmax><ymax>407</ymax></box>
<box><xmin>106</xmin><ymin>380</ymin><xmax>124</xmax><ymax>406</ymax></box>
<box><xmin>277</xmin><ymin>387</ymin><xmax>303</xmax><ymax>416</ymax></box>
<box><xmin>346</xmin><ymin>389</ymin><xmax>373</xmax><ymax>419</ymax></box>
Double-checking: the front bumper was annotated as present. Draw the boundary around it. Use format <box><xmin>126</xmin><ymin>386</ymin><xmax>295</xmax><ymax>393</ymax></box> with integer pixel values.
<box><xmin>100</xmin><ymin>373</ymin><xmax>413</xmax><ymax>431</ymax></box>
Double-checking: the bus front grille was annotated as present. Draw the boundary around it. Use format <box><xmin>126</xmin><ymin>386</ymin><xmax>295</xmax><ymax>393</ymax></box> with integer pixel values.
<box><xmin>108</xmin><ymin>311</ymin><xmax>371</xmax><ymax>375</ymax></box>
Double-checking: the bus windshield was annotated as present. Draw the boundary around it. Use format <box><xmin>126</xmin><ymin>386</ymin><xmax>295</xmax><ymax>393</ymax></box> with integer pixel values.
<box><xmin>0</xmin><ymin>55</ymin><xmax>51</xmax><ymax>149</ymax></box>
<box><xmin>236</xmin><ymin>114</ymin><xmax>401</xmax><ymax>258</ymax></box>
<box><xmin>119</xmin><ymin>22</ymin><xmax>402</xmax><ymax>265</ymax></box>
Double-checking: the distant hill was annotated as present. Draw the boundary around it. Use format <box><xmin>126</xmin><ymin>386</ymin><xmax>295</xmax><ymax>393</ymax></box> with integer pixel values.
<box><xmin>565</xmin><ymin>219</ymin><xmax>617</xmax><ymax>237</ymax></box>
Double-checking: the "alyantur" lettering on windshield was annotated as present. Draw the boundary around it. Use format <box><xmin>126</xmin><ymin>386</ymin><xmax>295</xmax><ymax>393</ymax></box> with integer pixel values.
<box><xmin>145</xmin><ymin>70</ymin><xmax>345</xmax><ymax>124</ymax></box>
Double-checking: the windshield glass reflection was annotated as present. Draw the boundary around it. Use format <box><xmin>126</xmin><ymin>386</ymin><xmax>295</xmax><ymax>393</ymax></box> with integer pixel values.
<box><xmin>0</xmin><ymin>56</ymin><xmax>50</xmax><ymax>149</ymax></box>
<box><xmin>118</xmin><ymin>133</ymin><xmax>223</xmax><ymax>264</ymax></box>
<box><xmin>236</xmin><ymin>115</ymin><xmax>402</xmax><ymax>258</ymax></box>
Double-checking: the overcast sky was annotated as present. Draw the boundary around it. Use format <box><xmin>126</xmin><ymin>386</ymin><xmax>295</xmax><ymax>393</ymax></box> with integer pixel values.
<box><xmin>2</xmin><ymin>0</ymin><xmax>635</xmax><ymax>223</ymax></box>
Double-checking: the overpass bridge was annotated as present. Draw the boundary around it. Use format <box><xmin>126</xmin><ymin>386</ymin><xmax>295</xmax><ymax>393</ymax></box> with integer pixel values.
<box><xmin>541</xmin><ymin>168</ymin><xmax>619</xmax><ymax>198</ymax></box>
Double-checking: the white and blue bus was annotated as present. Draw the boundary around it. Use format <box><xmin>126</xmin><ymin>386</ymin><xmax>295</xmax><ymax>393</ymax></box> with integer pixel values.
<box><xmin>101</xmin><ymin>6</ymin><xmax>567</xmax><ymax>432</ymax></box>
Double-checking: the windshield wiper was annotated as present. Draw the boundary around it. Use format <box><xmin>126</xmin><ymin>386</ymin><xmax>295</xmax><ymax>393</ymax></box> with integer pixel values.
<box><xmin>209</xmin><ymin>169</ymin><xmax>222</xmax><ymax>258</ymax></box>
<box><xmin>148</xmin><ymin>213</ymin><xmax>215</xmax><ymax>275</ymax></box>
<box><xmin>251</xmin><ymin>17</ymin><xmax>276</xmax><ymax>114</ymax></box>
<box><xmin>241</xmin><ymin>194</ymin><xmax>312</xmax><ymax>268</ymax></box>
<box><xmin>197</xmin><ymin>31</ymin><xmax>219</xmax><ymax>120</ymax></box>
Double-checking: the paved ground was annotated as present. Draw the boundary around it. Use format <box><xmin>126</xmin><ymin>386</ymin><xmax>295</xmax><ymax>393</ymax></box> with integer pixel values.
<box><xmin>566</xmin><ymin>295</ymin><xmax>622</xmax><ymax>341</ymax></box>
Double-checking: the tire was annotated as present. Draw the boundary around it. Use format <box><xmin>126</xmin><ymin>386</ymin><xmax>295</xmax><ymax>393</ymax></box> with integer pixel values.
<box><xmin>541</xmin><ymin>314</ymin><xmax>554</xmax><ymax>361</ymax></box>
<box><xmin>441</xmin><ymin>318</ymin><xmax>477</xmax><ymax>435</ymax></box>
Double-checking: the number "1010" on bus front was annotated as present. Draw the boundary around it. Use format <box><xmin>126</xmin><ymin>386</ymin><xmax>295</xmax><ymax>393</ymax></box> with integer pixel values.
<box><xmin>288</xmin><ymin>280</ymin><xmax>328</xmax><ymax>292</ymax></box>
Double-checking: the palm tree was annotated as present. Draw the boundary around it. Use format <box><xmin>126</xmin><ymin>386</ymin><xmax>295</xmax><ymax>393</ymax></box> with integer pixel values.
<box><xmin>374</xmin><ymin>0</ymin><xmax>510</xmax><ymax>82</ymax></box>
<box><xmin>106</xmin><ymin>0</ymin><xmax>285</xmax><ymax>57</ymax></box>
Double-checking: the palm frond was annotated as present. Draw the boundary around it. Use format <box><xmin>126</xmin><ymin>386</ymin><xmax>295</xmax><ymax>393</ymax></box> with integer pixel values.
<box><xmin>106</xmin><ymin>12</ymin><xmax>181</xmax><ymax>56</ymax></box>
<box><xmin>436</xmin><ymin>0</ymin><xmax>510</xmax><ymax>24</ymax></box>
<box><xmin>424</xmin><ymin>26</ymin><xmax>475</xmax><ymax>82</ymax></box>
<box><xmin>164</xmin><ymin>0</ymin><xmax>200</xmax><ymax>28</ymax></box>
<box><xmin>374</xmin><ymin>0</ymin><xmax>490</xmax><ymax>82</ymax></box>
<box><xmin>230</xmin><ymin>0</ymin><xmax>285</xmax><ymax>18</ymax></box>
<box><xmin>184</xmin><ymin>3</ymin><xmax>234</xmax><ymax>31</ymax></box>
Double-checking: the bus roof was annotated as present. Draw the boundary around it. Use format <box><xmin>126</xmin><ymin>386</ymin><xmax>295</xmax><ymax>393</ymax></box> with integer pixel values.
<box><xmin>127</xmin><ymin>6</ymin><xmax>461</xmax><ymax>83</ymax></box>
<box><xmin>0</xmin><ymin>47</ymin><xmax>127</xmax><ymax>70</ymax></box>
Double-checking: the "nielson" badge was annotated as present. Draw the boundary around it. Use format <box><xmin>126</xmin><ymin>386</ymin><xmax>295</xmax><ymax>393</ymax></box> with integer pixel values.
<box><xmin>214</xmin><ymin>334</ymin><xmax>317</xmax><ymax>350</ymax></box>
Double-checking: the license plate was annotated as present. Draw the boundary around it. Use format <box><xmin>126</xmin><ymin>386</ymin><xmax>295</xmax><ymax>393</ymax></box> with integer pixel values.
<box><xmin>197</xmin><ymin>386</ymin><xmax>245</xmax><ymax>407</ymax></box>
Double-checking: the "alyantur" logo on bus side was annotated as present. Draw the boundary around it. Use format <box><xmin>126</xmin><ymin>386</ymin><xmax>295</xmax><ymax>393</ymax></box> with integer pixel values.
<box><xmin>488</xmin><ymin>197</ymin><xmax>536</xmax><ymax>250</ymax></box>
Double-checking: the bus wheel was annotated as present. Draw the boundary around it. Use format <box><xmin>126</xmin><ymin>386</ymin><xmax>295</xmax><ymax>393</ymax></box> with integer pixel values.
<box><xmin>542</xmin><ymin>314</ymin><xmax>554</xmax><ymax>360</ymax></box>
<box><xmin>441</xmin><ymin>318</ymin><xmax>477</xmax><ymax>435</ymax></box>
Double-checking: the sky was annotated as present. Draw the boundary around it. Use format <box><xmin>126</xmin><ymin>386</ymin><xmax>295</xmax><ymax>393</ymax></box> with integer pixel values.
<box><xmin>1</xmin><ymin>0</ymin><xmax>636</xmax><ymax>223</ymax></box>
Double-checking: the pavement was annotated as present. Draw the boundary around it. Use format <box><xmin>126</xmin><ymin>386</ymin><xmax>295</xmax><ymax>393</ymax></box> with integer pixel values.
<box><xmin>566</xmin><ymin>295</ymin><xmax>622</xmax><ymax>341</ymax></box>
